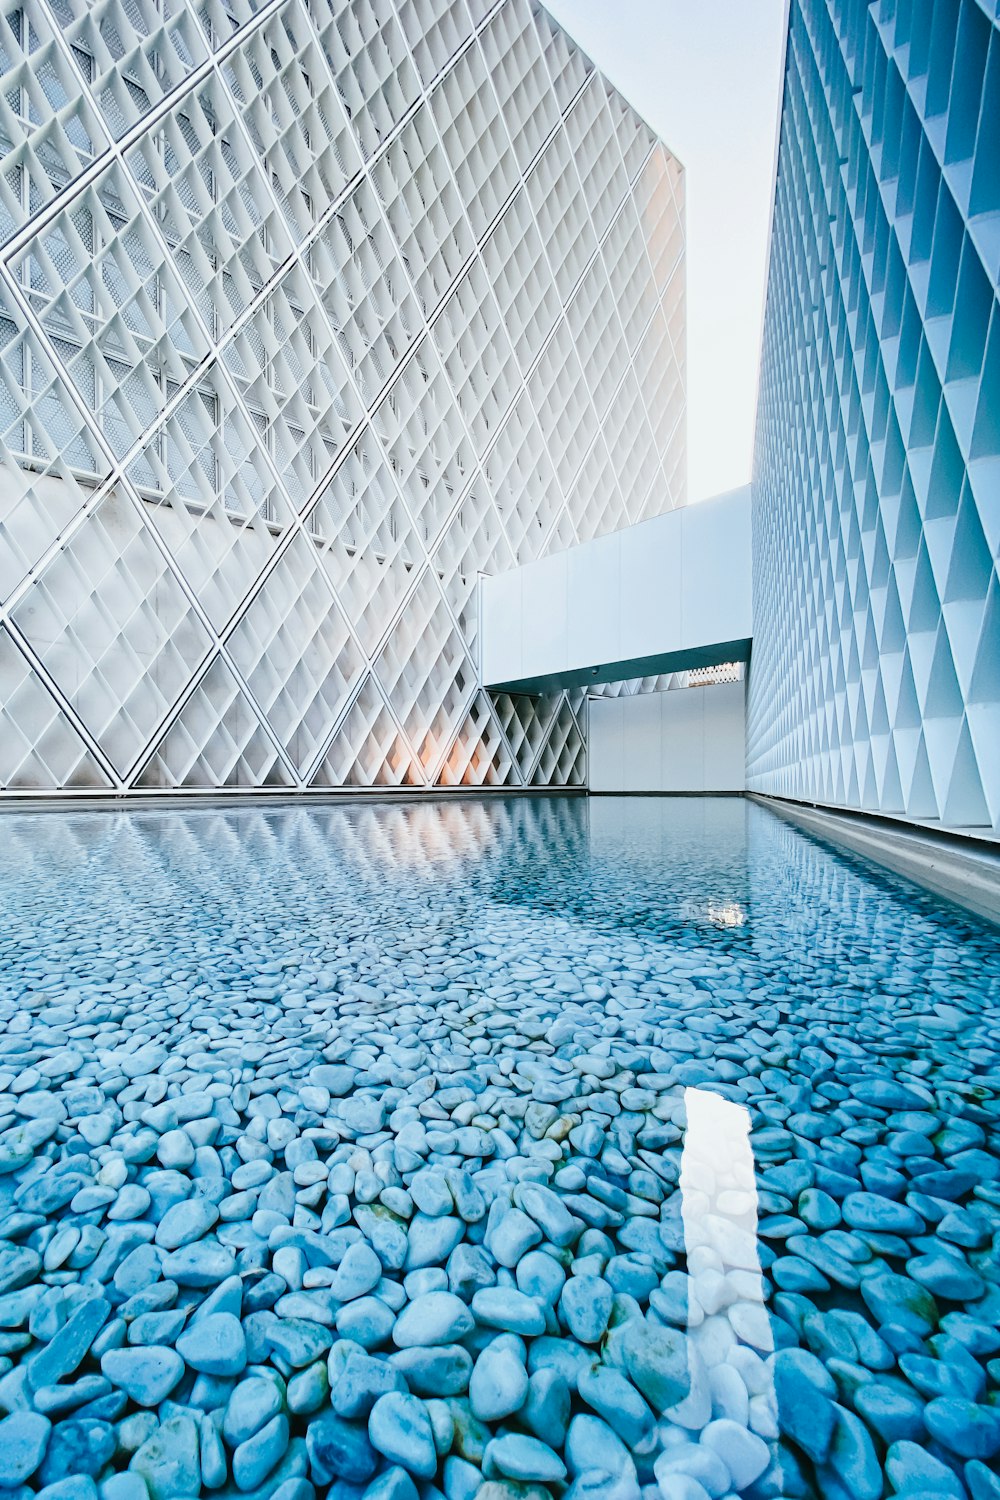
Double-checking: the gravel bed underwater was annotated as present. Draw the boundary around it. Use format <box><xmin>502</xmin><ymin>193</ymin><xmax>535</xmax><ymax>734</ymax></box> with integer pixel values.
<box><xmin>0</xmin><ymin>795</ymin><xmax>997</xmax><ymax>1500</ymax></box>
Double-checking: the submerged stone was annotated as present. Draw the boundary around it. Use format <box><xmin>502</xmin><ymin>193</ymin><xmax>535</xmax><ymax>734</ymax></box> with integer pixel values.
<box><xmin>0</xmin><ymin>1411</ymin><xmax>51</xmax><ymax>1486</ymax></box>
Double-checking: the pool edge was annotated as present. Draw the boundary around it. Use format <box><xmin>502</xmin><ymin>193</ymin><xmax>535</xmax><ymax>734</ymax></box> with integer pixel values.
<box><xmin>752</xmin><ymin>793</ymin><xmax>1000</xmax><ymax>927</ymax></box>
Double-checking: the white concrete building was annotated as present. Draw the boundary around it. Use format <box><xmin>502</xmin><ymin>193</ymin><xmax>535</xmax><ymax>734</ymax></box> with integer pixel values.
<box><xmin>483</xmin><ymin>0</ymin><xmax>1000</xmax><ymax>838</ymax></box>
<box><xmin>748</xmin><ymin>0</ymin><xmax>1000</xmax><ymax>836</ymax></box>
<box><xmin>5</xmin><ymin>0</ymin><xmax>995</xmax><ymax>842</ymax></box>
<box><xmin>0</xmin><ymin>0</ymin><xmax>685</xmax><ymax>794</ymax></box>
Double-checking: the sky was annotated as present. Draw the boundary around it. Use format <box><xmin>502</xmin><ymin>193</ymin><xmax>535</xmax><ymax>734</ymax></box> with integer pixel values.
<box><xmin>543</xmin><ymin>0</ymin><xmax>788</xmax><ymax>503</ymax></box>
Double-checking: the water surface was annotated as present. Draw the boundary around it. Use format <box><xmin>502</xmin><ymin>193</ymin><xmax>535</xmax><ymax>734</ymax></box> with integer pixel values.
<box><xmin>0</xmin><ymin>796</ymin><xmax>997</xmax><ymax>1500</ymax></box>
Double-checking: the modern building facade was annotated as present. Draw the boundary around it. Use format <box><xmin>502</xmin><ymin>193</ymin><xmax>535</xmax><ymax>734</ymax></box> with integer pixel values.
<box><xmin>0</xmin><ymin>0</ymin><xmax>685</xmax><ymax>795</ymax></box>
<box><xmin>5</xmin><ymin>0</ymin><xmax>993</xmax><ymax>839</ymax></box>
<box><xmin>748</xmin><ymin>0</ymin><xmax>1000</xmax><ymax>834</ymax></box>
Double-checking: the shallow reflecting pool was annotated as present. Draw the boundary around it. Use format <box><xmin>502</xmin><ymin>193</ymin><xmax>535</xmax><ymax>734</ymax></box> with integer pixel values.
<box><xmin>0</xmin><ymin>795</ymin><xmax>997</xmax><ymax>1500</ymax></box>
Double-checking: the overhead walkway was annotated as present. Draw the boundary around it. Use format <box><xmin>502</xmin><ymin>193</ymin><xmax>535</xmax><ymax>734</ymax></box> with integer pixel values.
<box><xmin>480</xmin><ymin>486</ymin><xmax>752</xmax><ymax>694</ymax></box>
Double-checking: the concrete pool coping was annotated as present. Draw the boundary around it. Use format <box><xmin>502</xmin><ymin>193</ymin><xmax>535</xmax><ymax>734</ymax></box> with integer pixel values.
<box><xmin>754</xmin><ymin>794</ymin><xmax>1000</xmax><ymax>927</ymax></box>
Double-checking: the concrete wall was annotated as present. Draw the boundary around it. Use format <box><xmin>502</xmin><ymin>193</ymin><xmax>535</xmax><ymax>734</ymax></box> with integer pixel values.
<box><xmin>481</xmin><ymin>488</ymin><xmax>752</xmax><ymax>692</ymax></box>
<box><xmin>589</xmin><ymin>681</ymin><xmax>745</xmax><ymax>793</ymax></box>
<box><xmin>0</xmin><ymin>3</ymin><xmax>685</xmax><ymax>796</ymax></box>
<box><xmin>748</xmin><ymin>0</ymin><xmax>999</xmax><ymax>836</ymax></box>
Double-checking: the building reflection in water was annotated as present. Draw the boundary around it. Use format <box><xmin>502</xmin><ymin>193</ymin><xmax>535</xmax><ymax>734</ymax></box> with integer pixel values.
<box><xmin>662</xmin><ymin>1087</ymin><xmax>779</xmax><ymax>1471</ymax></box>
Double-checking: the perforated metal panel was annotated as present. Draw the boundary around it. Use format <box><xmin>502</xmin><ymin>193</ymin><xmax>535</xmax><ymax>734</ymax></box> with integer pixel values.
<box><xmin>749</xmin><ymin>0</ymin><xmax>1000</xmax><ymax>834</ymax></box>
<box><xmin>0</xmin><ymin>0</ymin><xmax>685</xmax><ymax>794</ymax></box>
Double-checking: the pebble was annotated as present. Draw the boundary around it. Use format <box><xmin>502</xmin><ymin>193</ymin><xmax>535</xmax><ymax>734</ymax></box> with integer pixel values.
<box><xmin>403</xmin><ymin>1217</ymin><xmax>465</xmax><ymax>1271</ymax></box>
<box><xmin>515</xmin><ymin>1252</ymin><xmax>566</xmax><ymax>1306</ymax></box>
<box><xmin>100</xmin><ymin>1348</ymin><xmax>184</xmax><ymax>1407</ymax></box>
<box><xmin>924</xmin><ymin>1398</ymin><xmax>1000</xmax><ymax>1460</ymax></box>
<box><xmin>854</xmin><ymin>1381</ymin><xmax>926</xmax><ymax>1442</ymax></box>
<box><xmin>577</xmin><ymin>1364</ymin><xmax>653</xmax><ymax>1447</ymax></box>
<box><xmin>161</xmin><ymin>1244</ymin><xmax>235</xmax><ymax>1286</ymax></box>
<box><xmin>129</xmin><ymin>1414</ymin><xmax>200</xmax><ymax>1500</ymax></box>
<box><xmin>337</xmin><ymin>1297</ymin><xmax>396</xmax><ymax>1350</ymax></box>
<box><xmin>103</xmin><ymin>1473</ymin><xmax>147</xmax><ymax>1500</ymax></box>
<box><xmin>329</xmin><ymin>1345</ymin><xmax>406</xmax><ymax>1418</ymax></box>
<box><xmin>38</xmin><ymin>1418</ymin><xmax>115</xmax><ymax>1486</ymax></box>
<box><xmin>469</xmin><ymin>1336</ymin><xmax>529</xmax><ymax>1422</ymax></box>
<box><xmin>0</xmin><ymin>1411</ymin><xmax>51</xmax><ymax>1486</ymax></box>
<box><xmin>390</xmin><ymin>1345</ymin><xmax>472</xmax><ymax>1398</ymax></box>
<box><xmin>522</xmin><ymin>1367</ymin><xmax>571</xmax><ymax>1447</ymax></box>
<box><xmin>368</xmin><ymin>1393</ymin><xmax>438</xmax><ymax>1478</ymax></box>
<box><xmin>827</xmin><ymin>1404</ymin><xmax>882</xmax><ymax>1500</ymax></box>
<box><xmin>393</xmin><ymin>1292</ymin><xmax>474</xmax><ymax>1349</ymax></box>
<box><xmin>884</xmin><ymin>1440</ymin><xmax>967</xmax><ymax>1497</ymax></box>
<box><xmin>560</xmin><ymin>1276</ymin><xmax>613</xmax><ymax>1344</ymax></box>
<box><xmin>860</xmin><ymin>1270</ymin><xmax>939</xmax><ymax>1335</ymax></box>
<box><xmin>39</xmin><ymin>1479</ymin><xmax>98</xmax><ymax>1500</ymax></box>
<box><xmin>967</xmin><ymin>1462</ymin><xmax>1000</xmax><ymax>1500</ymax></box>
<box><xmin>701</xmin><ymin>1418</ymin><xmax>770</xmax><ymax>1489</ymax></box>
<box><xmin>486</xmin><ymin>1433</ymin><xmax>566</xmax><ymax>1482</ymax></box>
<box><xmin>331</xmin><ymin>1243</ymin><xmax>383</xmax><ymax>1301</ymax></box>
<box><xmin>564</xmin><ymin>1415</ymin><xmax>635</xmax><ymax>1480</ymax></box>
<box><xmin>907</xmin><ymin>1251</ymin><xmax>985</xmax><ymax>1302</ymax></box>
<box><xmin>306</xmin><ymin>1411</ymin><xmax>377</xmax><ymax>1484</ymax></box>
<box><xmin>175</xmin><ymin>1313</ymin><xmax>246</xmax><ymax>1376</ymax></box>
<box><xmin>621</xmin><ymin>1321</ymin><xmax>690</xmax><ymax>1412</ymax></box>
<box><xmin>485</xmin><ymin>1205</ymin><xmax>543</xmax><ymax>1268</ymax></box>
<box><xmin>900</xmin><ymin>1351</ymin><xmax>982</xmax><ymax>1401</ymax></box>
<box><xmin>286</xmin><ymin>1362</ymin><xmax>326</xmax><ymax>1417</ymax></box>
<box><xmin>232</xmin><ymin>1414</ymin><xmax>290</xmax><ymax>1489</ymax></box>
<box><xmin>223</xmin><ymin>1377</ymin><xmax>285</xmax><ymax>1446</ymax></box>
<box><xmin>515</xmin><ymin>1186</ymin><xmax>580</xmax><ymax>1248</ymax></box>
<box><xmin>199</xmin><ymin>1414</ymin><xmax>227</xmax><ymax>1488</ymax></box>
<box><xmin>152</xmin><ymin>1199</ymin><xmax>219</xmax><ymax>1251</ymax></box>
<box><xmin>799</xmin><ymin>1188</ymin><xmax>841</xmax><ymax>1230</ymax></box>
<box><xmin>771</xmin><ymin>1347</ymin><xmax>837</xmax><ymax>1463</ymax></box>
<box><xmin>470</xmin><ymin>1288</ymin><xmax>546</xmax><ymax>1337</ymax></box>
<box><xmin>30</xmin><ymin>1299</ymin><xmax>110</xmax><ymax>1389</ymax></box>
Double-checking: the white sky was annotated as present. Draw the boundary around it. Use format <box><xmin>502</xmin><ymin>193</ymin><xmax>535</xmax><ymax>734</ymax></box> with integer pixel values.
<box><xmin>542</xmin><ymin>0</ymin><xmax>788</xmax><ymax>502</ymax></box>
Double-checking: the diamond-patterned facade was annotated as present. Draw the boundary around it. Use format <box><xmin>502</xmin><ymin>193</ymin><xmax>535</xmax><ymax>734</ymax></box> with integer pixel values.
<box><xmin>749</xmin><ymin>0</ymin><xmax>1000</xmax><ymax>835</ymax></box>
<box><xmin>0</xmin><ymin>0</ymin><xmax>685</xmax><ymax>795</ymax></box>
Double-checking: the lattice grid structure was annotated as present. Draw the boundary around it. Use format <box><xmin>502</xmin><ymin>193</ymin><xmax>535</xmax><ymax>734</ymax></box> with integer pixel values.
<box><xmin>749</xmin><ymin>0</ymin><xmax>1000</xmax><ymax>834</ymax></box>
<box><xmin>0</xmin><ymin>0</ymin><xmax>685</xmax><ymax>794</ymax></box>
